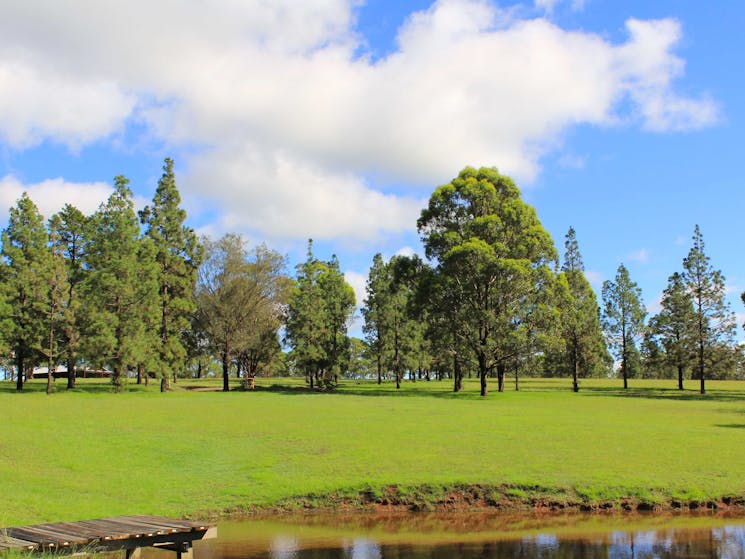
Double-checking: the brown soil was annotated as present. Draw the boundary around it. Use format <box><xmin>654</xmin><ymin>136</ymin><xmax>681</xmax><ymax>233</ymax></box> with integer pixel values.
<box><xmin>190</xmin><ymin>483</ymin><xmax>745</xmax><ymax>521</ymax></box>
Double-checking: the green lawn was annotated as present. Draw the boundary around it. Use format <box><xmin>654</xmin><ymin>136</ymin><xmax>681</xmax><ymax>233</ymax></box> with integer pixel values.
<box><xmin>0</xmin><ymin>376</ymin><xmax>744</xmax><ymax>525</ymax></box>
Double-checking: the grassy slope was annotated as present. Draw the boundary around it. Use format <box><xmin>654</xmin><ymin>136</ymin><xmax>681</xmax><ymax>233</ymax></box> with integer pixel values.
<box><xmin>0</xmin><ymin>377</ymin><xmax>743</xmax><ymax>525</ymax></box>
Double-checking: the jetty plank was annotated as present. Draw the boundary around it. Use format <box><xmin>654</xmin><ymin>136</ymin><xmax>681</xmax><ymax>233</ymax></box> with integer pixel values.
<box><xmin>0</xmin><ymin>515</ymin><xmax>216</xmax><ymax>554</ymax></box>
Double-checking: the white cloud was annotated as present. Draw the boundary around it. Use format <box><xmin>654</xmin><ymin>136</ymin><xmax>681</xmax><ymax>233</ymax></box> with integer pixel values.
<box><xmin>647</xmin><ymin>296</ymin><xmax>662</xmax><ymax>315</ymax></box>
<box><xmin>344</xmin><ymin>270</ymin><xmax>368</xmax><ymax>309</ymax></box>
<box><xmin>617</xmin><ymin>19</ymin><xmax>719</xmax><ymax>132</ymax></box>
<box><xmin>584</xmin><ymin>269</ymin><xmax>604</xmax><ymax>290</ymax></box>
<box><xmin>185</xmin><ymin>147</ymin><xmax>424</xmax><ymax>241</ymax></box>
<box><xmin>558</xmin><ymin>153</ymin><xmax>586</xmax><ymax>170</ymax></box>
<box><xmin>0</xmin><ymin>0</ymin><xmax>719</xmax><ymax>244</ymax></box>
<box><xmin>626</xmin><ymin>248</ymin><xmax>651</xmax><ymax>264</ymax></box>
<box><xmin>395</xmin><ymin>246</ymin><xmax>418</xmax><ymax>258</ymax></box>
<box><xmin>725</xmin><ymin>282</ymin><xmax>743</xmax><ymax>296</ymax></box>
<box><xmin>0</xmin><ymin>175</ymin><xmax>113</xmax><ymax>221</ymax></box>
<box><xmin>535</xmin><ymin>0</ymin><xmax>586</xmax><ymax>13</ymax></box>
<box><xmin>0</xmin><ymin>62</ymin><xmax>136</xmax><ymax>150</ymax></box>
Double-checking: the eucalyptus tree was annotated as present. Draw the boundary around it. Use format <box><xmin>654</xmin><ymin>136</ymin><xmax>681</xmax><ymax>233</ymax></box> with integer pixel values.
<box><xmin>195</xmin><ymin>235</ymin><xmax>287</xmax><ymax>392</ymax></box>
<box><xmin>682</xmin><ymin>225</ymin><xmax>735</xmax><ymax>394</ymax></box>
<box><xmin>285</xmin><ymin>241</ymin><xmax>355</xmax><ymax>389</ymax></box>
<box><xmin>556</xmin><ymin>227</ymin><xmax>608</xmax><ymax>391</ymax></box>
<box><xmin>602</xmin><ymin>264</ymin><xmax>646</xmax><ymax>389</ymax></box>
<box><xmin>140</xmin><ymin>158</ymin><xmax>203</xmax><ymax>391</ymax></box>
<box><xmin>649</xmin><ymin>272</ymin><xmax>695</xmax><ymax>389</ymax></box>
<box><xmin>48</xmin><ymin>204</ymin><xmax>89</xmax><ymax>389</ymax></box>
<box><xmin>84</xmin><ymin>176</ymin><xmax>159</xmax><ymax>391</ymax></box>
<box><xmin>417</xmin><ymin>166</ymin><xmax>557</xmax><ymax>396</ymax></box>
<box><xmin>1</xmin><ymin>193</ymin><xmax>50</xmax><ymax>390</ymax></box>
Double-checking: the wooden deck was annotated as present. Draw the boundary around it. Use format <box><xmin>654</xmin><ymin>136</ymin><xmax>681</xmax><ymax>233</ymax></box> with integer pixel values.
<box><xmin>0</xmin><ymin>515</ymin><xmax>217</xmax><ymax>557</ymax></box>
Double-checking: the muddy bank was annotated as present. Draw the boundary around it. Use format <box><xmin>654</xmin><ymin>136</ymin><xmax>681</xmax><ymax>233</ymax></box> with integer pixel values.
<box><xmin>193</xmin><ymin>483</ymin><xmax>745</xmax><ymax>520</ymax></box>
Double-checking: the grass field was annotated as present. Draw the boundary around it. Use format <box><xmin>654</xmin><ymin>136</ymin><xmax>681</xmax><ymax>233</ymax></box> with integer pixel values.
<box><xmin>1</xmin><ymin>376</ymin><xmax>744</xmax><ymax>526</ymax></box>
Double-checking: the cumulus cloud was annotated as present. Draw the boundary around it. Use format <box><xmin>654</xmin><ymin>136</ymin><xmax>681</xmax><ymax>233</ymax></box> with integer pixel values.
<box><xmin>0</xmin><ymin>0</ymin><xmax>719</xmax><ymax>244</ymax></box>
<box><xmin>0</xmin><ymin>175</ymin><xmax>113</xmax><ymax>221</ymax></box>
<box><xmin>344</xmin><ymin>270</ymin><xmax>368</xmax><ymax>309</ymax></box>
<box><xmin>0</xmin><ymin>63</ymin><xmax>136</xmax><ymax>150</ymax></box>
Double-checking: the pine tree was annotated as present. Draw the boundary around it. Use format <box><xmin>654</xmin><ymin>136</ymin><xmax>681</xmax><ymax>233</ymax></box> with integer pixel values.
<box><xmin>362</xmin><ymin>253</ymin><xmax>391</xmax><ymax>385</ymax></box>
<box><xmin>140</xmin><ymin>158</ymin><xmax>203</xmax><ymax>391</ymax></box>
<box><xmin>41</xmin><ymin>224</ymin><xmax>68</xmax><ymax>394</ymax></box>
<box><xmin>48</xmin><ymin>204</ymin><xmax>89</xmax><ymax>389</ymax></box>
<box><xmin>1</xmin><ymin>193</ymin><xmax>50</xmax><ymax>391</ymax></box>
<box><xmin>602</xmin><ymin>264</ymin><xmax>646</xmax><ymax>389</ymax></box>
<box><xmin>286</xmin><ymin>241</ymin><xmax>355</xmax><ymax>389</ymax></box>
<box><xmin>649</xmin><ymin>272</ymin><xmax>695</xmax><ymax>389</ymax></box>
<box><xmin>682</xmin><ymin>225</ymin><xmax>735</xmax><ymax>394</ymax></box>
<box><xmin>84</xmin><ymin>176</ymin><xmax>159</xmax><ymax>391</ymax></box>
<box><xmin>558</xmin><ymin>227</ymin><xmax>609</xmax><ymax>391</ymax></box>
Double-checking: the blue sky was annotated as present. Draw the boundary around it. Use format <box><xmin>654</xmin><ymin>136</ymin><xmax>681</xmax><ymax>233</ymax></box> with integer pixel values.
<box><xmin>0</xmin><ymin>0</ymin><xmax>743</xmax><ymax>335</ymax></box>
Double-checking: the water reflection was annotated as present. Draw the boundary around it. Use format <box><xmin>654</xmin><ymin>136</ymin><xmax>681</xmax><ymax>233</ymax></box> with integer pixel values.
<box><xmin>201</xmin><ymin>513</ymin><xmax>745</xmax><ymax>559</ymax></box>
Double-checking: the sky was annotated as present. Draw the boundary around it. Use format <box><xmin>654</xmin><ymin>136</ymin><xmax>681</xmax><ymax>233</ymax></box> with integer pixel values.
<box><xmin>1</xmin><ymin>0</ymin><xmax>743</xmax><ymax>336</ymax></box>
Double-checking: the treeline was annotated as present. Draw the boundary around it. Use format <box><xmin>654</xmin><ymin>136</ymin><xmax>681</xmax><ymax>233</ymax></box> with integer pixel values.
<box><xmin>0</xmin><ymin>164</ymin><xmax>741</xmax><ymax>395</ymax></box>
<box><xmin>357</xmin><ymin>167</ymin><xmax>742</xmax><ymax>395</ymax></box>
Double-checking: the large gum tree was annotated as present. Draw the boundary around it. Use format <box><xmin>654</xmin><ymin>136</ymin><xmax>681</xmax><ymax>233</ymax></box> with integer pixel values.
<box><xmin>417</xmin><ymin>166</ymin><xmax>557</xmax><ymax>397</ymax></box>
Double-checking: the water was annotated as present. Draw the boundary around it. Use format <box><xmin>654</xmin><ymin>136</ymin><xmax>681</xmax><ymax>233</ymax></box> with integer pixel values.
<box><xmin>192</xmin><ymin>513</ymin><xmax>745</xmax><ymax>559</ymax></box>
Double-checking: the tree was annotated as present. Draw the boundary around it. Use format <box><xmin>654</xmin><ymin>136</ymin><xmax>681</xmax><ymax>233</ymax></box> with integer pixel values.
<box><xmin>48</xmin><ymin>204</ymin><xmax>89</xmax><ymax>389</ymax></box>
<box><xmin>556</xmin><ymin>227</ymin><xmax>609</xmax><ymax>391</ymax></box>
<box><xmin>286</xmin><ymin>241</ymin><xmax>355</xmax><ymax>389</ymax></box>
<box><xmin>41</xmin><ymin>223</ymin><xmax>68</xmax><ymax>394</ymax></box>
<box><xmin>682</xmin><ymin>225</ymin><xmax>735</xmax><ymax>394</ymax></box>
<box><xmin>602</xmin><ymin>264</ymin><xmax>646</xmax><ymax>389</ymax></box>
<box><xmin>1</xmin><ymin>193</ymin><xmax>50</xmax><ymax>391</ymax></box>
<box><xmin>84</xmin><ymin>176</ymin><xmax>159</xmax><ymax>391</ymax></box>
<box><xmin>140</xmin><ymin>157</ymin><xmax>203</xmax><ymax>391</ymax></box>
<box><xmin>417</xmin><ymin>167</ymin><xmax>557</xmax><ymax>396</ymax></box>
<box><xmin>195</xmin><ymin>235</ymin><xmax>287</xmax><ymax>392</ymax></box>
<box><xmin>649</xmin><ymin>272</ymin><xmax>695</xmax><ymax>389</ymax></box>
<box><xmin>362</xmin><ymin>253</ymin><xmax>391</xmax><ymax>385</ymax></box>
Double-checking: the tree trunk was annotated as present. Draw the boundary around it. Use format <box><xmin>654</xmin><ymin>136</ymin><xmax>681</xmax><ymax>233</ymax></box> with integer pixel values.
<box><xmin>15</xmin><ymin>349</ymin><xmax>25</xmax><ymax>391</ymax></box>
<box><xmin>677</xmin><ymin>364</ymin><xmax>684</xmax><ymax>390</ymax></box>
<box><xmin>497</xmin><ymin>363</ymin><xmax>505</xmax><ymax>393</ymax></box>
<box><xmin>113</xmin><ymin>363</ymin><xmax>123</xmax><ymax>392</ymax></box>
<box><xmin>222</xmin><ymin>341</ymin><xmax>231</xmax><ymax>392</ymax></box>
<box><xmin>514</xmin><ymin>366</ymin><xmax>519</xmax><ymax>391</ymax></box>
<box><xmin>67</xmin><ymin>357</ymin><xmax>76</xmax><ymax>389</ymax></box>
<box><xmin>573</xmin><ymin>347</ymin><xmax>580</xmax><ymax>393</ymax></box>
<box><xmin>160</xmin><ymin>377</ymin><xmax>168</xmax><ymax>392</ymax></box>
<box><xmin>698</xmin><ymin>341</ymin><xmax>706</xmax><ymax>394</ymax></box>
<box><xmin>453</xmin><ymin>355</ymin><xmax>462</xmax><ymax>392</ymax></box>
<box><xmin>136</xmin><ymin>363</ymin><xmax>143</xmax><ymax>385</ymax></box>
<box><xmin>197</xmin><ymin>359</ymin><xmax>202</xmax><ymax>379</ymax></box>
<box><xmin>376</xmin><ymin>353</ymin><xmax>382</xmax><ymax>385</ymax></box>
<box><xmin>478</xmin><ymin>351</ymin><xmax>488</xmax><ymax>397</ymax></box>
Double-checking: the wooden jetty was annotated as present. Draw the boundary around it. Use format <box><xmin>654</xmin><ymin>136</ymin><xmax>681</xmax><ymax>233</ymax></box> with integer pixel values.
<box><xmin>0</xmin><ymin>515</ymin><xmax>217</xmax><ymax>558</ymax></box>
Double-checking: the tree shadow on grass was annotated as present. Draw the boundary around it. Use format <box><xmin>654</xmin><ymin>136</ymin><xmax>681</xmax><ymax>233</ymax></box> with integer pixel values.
<box><xmin>580</xmin><ymin>384</ymin><xmax>745</xmax><ymax>403</ymax></box>
<box><xmin>715</xmin><ymin>424</ymin><xmax>745</xmax><ymax>429</ymax></box>
<box><xmin>256</xmin><ymin>382</ymin><xmax>485</xmax><ymax>400</ymax></box>
<box><xmin>0</xmin><ymin>379</ymin><xmax>149</xmax><ymax>395</ymax></box>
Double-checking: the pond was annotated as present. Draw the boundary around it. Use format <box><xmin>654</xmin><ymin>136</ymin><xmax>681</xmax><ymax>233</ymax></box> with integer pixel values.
<box><xmin>187</xmin><ymin>512</ymin><xmax>745</xmax><ymax>559</ymax></box>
